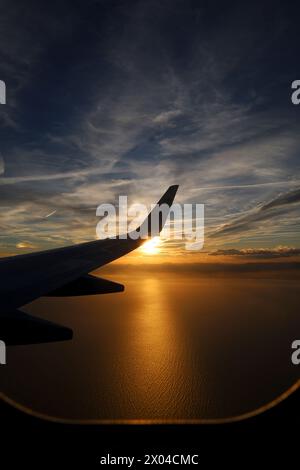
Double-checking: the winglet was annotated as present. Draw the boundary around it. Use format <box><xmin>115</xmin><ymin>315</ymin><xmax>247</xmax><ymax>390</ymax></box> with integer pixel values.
<box><xmin>136</xmin><ymin>185</ymin><xmax>179</xmax><ymax>238</ymax></box>
<box><xmin>156</xmin><ymin>185</ymin><xmax>179</xmax><ymax>207</ymax></box>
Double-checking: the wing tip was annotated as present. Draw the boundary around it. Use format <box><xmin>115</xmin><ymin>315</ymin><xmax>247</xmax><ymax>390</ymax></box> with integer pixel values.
<box><xmin>157</xmin><ymin>185</ymin><xmax>179</xmax><ymax>207</ymax></box>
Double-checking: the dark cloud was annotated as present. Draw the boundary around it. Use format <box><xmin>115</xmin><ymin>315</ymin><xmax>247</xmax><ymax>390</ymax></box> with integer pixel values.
<box><xmin>262</xmin><ymin>187</ymin><xmax>300</xmax><ymax>210</ymax></box>
<box><xmin>210</xmin><ymin>247</ymin><xmax>300</xmax><ymax>259</ymax></box>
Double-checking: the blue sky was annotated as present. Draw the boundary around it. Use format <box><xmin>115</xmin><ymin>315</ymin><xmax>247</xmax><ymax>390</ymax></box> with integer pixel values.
<box><xmin>0</xmin><ymin>0</ymin><xmax>299</xmax><ymax>257</ymax></box>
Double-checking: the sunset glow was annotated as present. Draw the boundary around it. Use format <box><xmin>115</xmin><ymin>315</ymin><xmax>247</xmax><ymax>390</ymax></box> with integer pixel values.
<box><xmin>140</xmin><ymin>236</ymin><xmax>161</xmax><ymax>255</ymax></box>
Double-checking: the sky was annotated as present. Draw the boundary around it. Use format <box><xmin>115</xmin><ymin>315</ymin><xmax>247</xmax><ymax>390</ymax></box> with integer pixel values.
<box><xmin>0</xmin><ymin>0</ymin><xmax>299</xmax><ymax>262</ymax></box>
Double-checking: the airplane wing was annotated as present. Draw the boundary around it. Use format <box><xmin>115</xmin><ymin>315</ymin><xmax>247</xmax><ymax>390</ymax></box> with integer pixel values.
<box><xmin>0</xmin><ymin>186</ymin><xmax>178</xmax><ymax>345</ymax></box>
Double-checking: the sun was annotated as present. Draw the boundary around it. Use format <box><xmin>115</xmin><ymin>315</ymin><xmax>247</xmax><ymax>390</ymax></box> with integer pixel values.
<box><xmin>140</xmin><ymin>236</ymin><xmax>161</xmax><ymax>255</ymax></box>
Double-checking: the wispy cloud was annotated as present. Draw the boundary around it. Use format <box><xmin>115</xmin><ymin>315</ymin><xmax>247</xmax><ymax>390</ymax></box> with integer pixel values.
<box><xmin>0</xmin><ymin>1</ymin><xmax>299</xmax><ymax>254</ymax></box>
<box><xmin>152</xmin><ymin>109</ymin><xmax>182</xmax><ymax>125</ymax></box>
<box><xmin>210</xmin><ymin>187</ymin><xmax>300</xmax><ymax>239</ymax></box>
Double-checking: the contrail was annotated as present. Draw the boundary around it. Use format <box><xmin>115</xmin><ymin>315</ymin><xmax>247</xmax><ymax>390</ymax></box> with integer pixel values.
<box><xmin>44</xmin><ymin>210</ymin><xmax>57</xmax><ymax>218</ymax></box>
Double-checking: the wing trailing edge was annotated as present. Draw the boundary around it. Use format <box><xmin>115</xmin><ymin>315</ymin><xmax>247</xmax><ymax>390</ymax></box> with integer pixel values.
<box><xmin>0</xmin><ymin>310</ymin><xmax>73</xmax><ymax>345</ymax></box>
<box><xmin>45</xmin><ymin>274</ymin><xmax>124</xmax><ymax>297</ymax></box>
